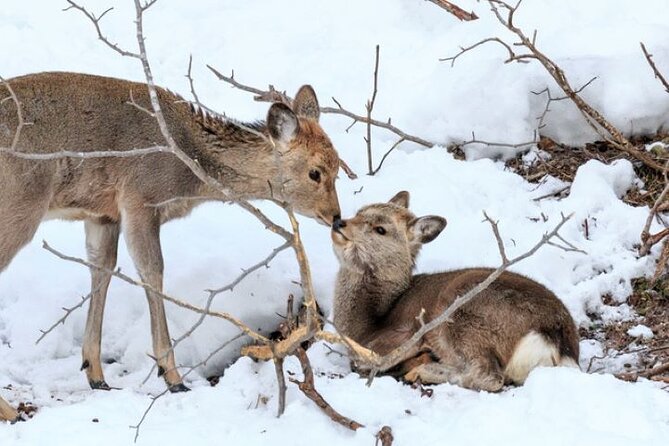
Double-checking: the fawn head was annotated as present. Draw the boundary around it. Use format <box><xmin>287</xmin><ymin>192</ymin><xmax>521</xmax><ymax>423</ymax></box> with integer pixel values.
<box><xmin>331</xmin><ymin>191</ymin><xmax>447</xmax><ymax>275</ymax></box>
<box><xmin>266</xmin><ymin>85</ymin><xmax>341</xmax><ymax>225</ymax></box>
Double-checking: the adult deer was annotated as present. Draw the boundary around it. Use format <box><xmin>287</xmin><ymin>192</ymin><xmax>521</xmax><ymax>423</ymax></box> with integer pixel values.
<box><xmin>0</xmin><ymin>72</ymin><xmax>342</xmax><ymax>421</ymax></box>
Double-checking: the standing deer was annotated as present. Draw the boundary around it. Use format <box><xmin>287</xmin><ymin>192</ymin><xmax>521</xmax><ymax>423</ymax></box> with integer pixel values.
<box><xmin>332</xmin><ymin>192</ymin><xmax>579</xmax><ymax>392</ymax></box>
<box><xmin>0</xmin><ymin>72</ymin><xmax>341</xmax><ymax>421</ymax></box>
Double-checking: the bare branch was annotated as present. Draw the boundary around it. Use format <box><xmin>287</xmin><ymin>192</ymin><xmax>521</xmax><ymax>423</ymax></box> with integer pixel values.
<box><xmin>131</xmin><ymin>333</ymin><xmax>243</xmax><ymax>441</ymax></box>
<box><xmin>641</xmin><ymin>42</ymin><xmax>669</xmax><ymax>94</ymax></box>
<box><xmin>0</xmin><ymin>75</ymin><xmax>31</xmax><ymax>151</ymax></box>
<box><xmin>371</xmin><ymin>137</ymin><xmax>406</xmax><ymax>175</ymax></box>
<box><xmin>438</xmin><ymin>0</ymin><xmax>666</xmax><ymax>172</ymax></box>
<box><xmin>365</xmin><ymin>45</ymin><xmax>380</xmax><ymax>175</ymax></box>
<box><xmin>207</xmin><ymin>64</ymin><xmax>436</xmax><ymax>149</ymax></box>
<box><xmin>640</xmin><ymin>161</ymin><xmax>669</xmax><ymax>257</ymax></box>
<box><xmin>64</xmin><ymin>1</ymin><xmax>140</xmax><ymax>59</ymax></box>
<box><xmin>426</xmin><ymin>0</ymin><xmax>478</xmax><ymax>21</ymax></box>
<box><xmin>441</xmin><ymin>37</ymin><xmax>533</xmax><ymax>67</ymax></box>
<box><xmin>35</xmin><ymin>294</ymin><xmax>92</xmax><ymax>345</ymax></box>
<box><xmin>42</xmin><ymin>240</ymin><xmax>271</xmax><ymax>344</ymax></box>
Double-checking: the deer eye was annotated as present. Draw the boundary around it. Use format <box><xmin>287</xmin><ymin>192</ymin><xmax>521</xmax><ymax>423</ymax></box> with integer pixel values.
<box><xmin>374</xmin><ymin>226</ymin><xmax>386</xmax><ymax>235</ymax></box>
<box><xmin>309</xmin><ymin>169</ymin><xmax>321</xmax><ymax>183</ymax></box>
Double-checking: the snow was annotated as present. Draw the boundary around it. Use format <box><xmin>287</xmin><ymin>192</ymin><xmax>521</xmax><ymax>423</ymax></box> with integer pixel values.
<box><xmin>628</xmin><ymin>325</ymin><xmax>655</xmax><ymax>340</ymax></box>
<box><xmin>2</xmin><ymin>0</ymin><xmax>669</xmax><ymax>444</ymax></box>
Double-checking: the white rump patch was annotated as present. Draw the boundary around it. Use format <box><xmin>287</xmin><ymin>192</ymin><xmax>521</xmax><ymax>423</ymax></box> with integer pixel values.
<box><xmin>504</xmin><ymin>331</ymin><xmax>560</xmax><ymax>385</ymax></box>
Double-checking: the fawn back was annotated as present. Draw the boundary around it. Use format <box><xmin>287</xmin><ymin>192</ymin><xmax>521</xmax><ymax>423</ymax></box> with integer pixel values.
<box><xmin>332</xmin><ymin>191</ymin><xmax>579</xmax><ymax>392</ymax></box>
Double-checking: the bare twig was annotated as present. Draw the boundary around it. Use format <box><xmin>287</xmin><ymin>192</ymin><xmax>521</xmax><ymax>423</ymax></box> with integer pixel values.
<box><xmin>532</xmin><ymin>77</ymin><xmax>598</xmax><ymax>130</ymax></box>
<box><xmin>365</xmin><ymin>45</ymin><xmax>380</xmax><ymax>175</ymax></box>
<box><xmin>371</xmin><ymin>138</ymin><xmax>406</xmax><ymax>175</ymax></box>
<box><xmin>441</xmin><ymin>0</ymin><xmax>666</xmax><ymax>173</ymax></box>
<box><xmin>42</xmin><ymin>240</ymin><xmax>271</xmax><ymax>344</ymax></box>
<box><xmin>131</xmin><ymin>333</ymin><xmax>243</xmax><ymax>442</ymax></box>
<box><xmin>457</xmin><ymin>132</ymin><xmax>537</xmax><ymax>151</ymax></box>
<box><xmin>206</xmin><ymin>64</ymin><xmax>436</xmax><ymax>149</ymax></box>
<box><xmin>426</xmin><ymin>0</ymin><xmax>478</xmax><ymax>21</ymax></box>
<box><xmin>639</xmin><ymin>161</ymin><xmax>669</xmax><ymax>257</ymax></box>
<box><xmin>641</xmin><ymin>42</ymin><xmax>669</xmax><ymax>94</ymax></box>
<box><xmin>35</xmin><ymin>291</ymin><xmax>95</xmax><ymax>345</ymax></box>
<box><xmin>0</xmin><ymin>75</ymin><xmax>31</xmax><ymax>151</ymax></box>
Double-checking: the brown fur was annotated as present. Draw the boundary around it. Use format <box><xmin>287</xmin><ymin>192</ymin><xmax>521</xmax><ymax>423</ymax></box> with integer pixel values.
<box><xmin>0</xmin><ymin>72</ymin><xmax>341</xmax><ymax>411</ymax></box>
<box><xmin>332</xmin><ymin>192</ymin><xmax>580</xmax><ymax>392</ymax></box>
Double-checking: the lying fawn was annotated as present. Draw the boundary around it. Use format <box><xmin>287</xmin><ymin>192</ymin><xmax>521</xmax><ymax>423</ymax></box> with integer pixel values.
<box><xmin>332</xmin><ymin>191</ymin><xmax>579</xmax><ymax>392</ymax></box>
<box><xmin>0</xmin><ymin>72</ymin><xmax>341</xmax><ymax>420</ymax></box>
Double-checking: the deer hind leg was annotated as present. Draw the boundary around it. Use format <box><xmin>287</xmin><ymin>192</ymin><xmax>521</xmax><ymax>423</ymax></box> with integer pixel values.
<box><xmin>405</xmin><ymin>354</ymin><xmax>505</xmax><ymax>393</ymax></box>
<box><xmin>0</xmin><ymin>191</ymin><xmax>49</xmax><ymax>421</ymax></box>
<box><xmin>121</xmin><ymin>207</ymin><xmax>188</xmax><ymax>392</ymax></box>
<box><xmin>0</xmin><ymin>194</ymin><xmax>49</xmax><ymax>273</ymax></box>
<box><xmin>81</xmin><ymin>218</ymin><xmax>120</xmax><ymax>390</ymax></box>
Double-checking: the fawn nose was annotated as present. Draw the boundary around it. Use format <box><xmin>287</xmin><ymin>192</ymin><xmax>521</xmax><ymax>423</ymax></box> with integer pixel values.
<box><xmin>332</xmin><ymin>216</ymin><xmax>346</xmax><ymax>231</ymax></box>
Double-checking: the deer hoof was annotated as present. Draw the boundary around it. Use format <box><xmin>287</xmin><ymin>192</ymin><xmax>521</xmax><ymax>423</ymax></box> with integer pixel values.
<box><xmin>168</xmin><ymin>383</ymin><xmax>190</xmax><ymax>393</ymax></box>
<box><xmin>89</xmin><ymin>380</ymin><xmax>112</xmax><ymax>391</ymax></box>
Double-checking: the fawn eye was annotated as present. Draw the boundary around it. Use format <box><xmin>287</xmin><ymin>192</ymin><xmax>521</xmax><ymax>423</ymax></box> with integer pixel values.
<box><xmin>309</xmin><ymin>169</ymin><xmax>321</xmax><ymax>183</ymax></box>
<box><xmin>374</xmin><ymin>226</ymin><xmax>386</xmax><ymax>235</ymax></box>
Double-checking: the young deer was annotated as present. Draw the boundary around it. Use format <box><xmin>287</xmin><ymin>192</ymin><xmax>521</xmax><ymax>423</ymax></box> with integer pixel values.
<box><xmin>0</xmin><ymin>72</ymin><xmax>341</xmax><ymax>420</ymax></box>
<box><xmin>332</xmin><ymin>192</ymin><xmax>580</xmax><ymax>392</ymax></box>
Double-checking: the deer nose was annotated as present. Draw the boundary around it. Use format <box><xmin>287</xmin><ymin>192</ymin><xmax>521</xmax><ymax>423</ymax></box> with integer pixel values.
<box><xmin>332</xmin><ymin>216</ymin><xmax>346</xmax><ymax>231</ymax></box>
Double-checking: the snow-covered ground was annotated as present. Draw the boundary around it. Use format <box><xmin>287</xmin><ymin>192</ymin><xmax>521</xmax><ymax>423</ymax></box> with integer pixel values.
<box><xmin>2</xmin><ymin>0</ymin><xmax>669</xmax><ymax>444</ymax></box>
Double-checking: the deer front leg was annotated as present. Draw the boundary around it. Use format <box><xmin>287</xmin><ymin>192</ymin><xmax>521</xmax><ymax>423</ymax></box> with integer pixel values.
<box><xmin>81</xmin><ymin>218</ymin><xmax>120</xmax><ymax>390</ymax></box>
<box><xmin>121</xmin><ymin>207</ymin><xmax>188</xmax><ymax>392</ymax></box>
<box><xmin>0</xmin><ymin>396</ymin><xmax>19</xmax><ymax>423</ymax></box>
<box><xmin>405</xmin><ymin>355</ymin><xmax>505</xmax><ymax>393</ymax></box>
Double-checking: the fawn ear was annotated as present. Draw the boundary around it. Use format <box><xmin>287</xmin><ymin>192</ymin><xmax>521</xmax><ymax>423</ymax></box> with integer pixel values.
<box><xmin>388</xmin><ymin>191</ymin><xmax>410</xmax><ymax>208</ymax></box>
<box><xmin>409</xmin><ymin>216</ymin><xmax>447</xmax><ymax>244</ymax></box>
<box><xmin>267</xmin><ymin>102</ymin><xmax>298</xmax><ymax>143</ymax></box>
<box><xmin>293</xmin><ymin>85</ymin><xmax>320</xmax><ymax>121</ymax></box>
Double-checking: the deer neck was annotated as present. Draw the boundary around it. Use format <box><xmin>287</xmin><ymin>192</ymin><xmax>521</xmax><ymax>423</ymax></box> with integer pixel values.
<box><xmin>333</xmin><ymin>266</ymin><xmax>411</xmax><ymax>342</ymax></box>
<box><xmin>193</xmin><ymin>116</ymin><xmax>286</xmax><ymax>201</ymax></box>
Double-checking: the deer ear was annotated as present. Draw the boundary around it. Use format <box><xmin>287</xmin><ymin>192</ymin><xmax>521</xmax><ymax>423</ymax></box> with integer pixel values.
<box><xmin>267</xmin><ymin>102</ymin><xmax>298</xmax><ymax>143</ymax></box>
<box><xmin>388</xmin><ymin>191</ymin><xmax>410</xmax><ymax>208</ymax></box>
<box><xmin>409</xmin><ymin>216</ymin><xmax>447</xmax><ymax>244</ymax></box>
<box><xmin>293</xmin><ymin>85</ymin><xmax>320</xmax><ymax>121</ymax></box>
